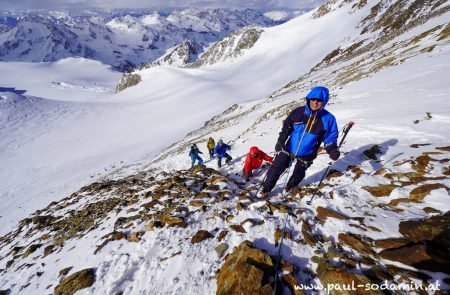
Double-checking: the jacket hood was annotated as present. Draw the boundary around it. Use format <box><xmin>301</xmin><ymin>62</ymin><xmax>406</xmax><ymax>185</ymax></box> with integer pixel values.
<box><xmin>250</xmin><ymin>146</ymin><xmax>259</xmax><ymax>156</ymax></box>
<box><xmin>306</xmin><ymin>86</ymin><xmax>329</xmax><ymax>106</ymax></box>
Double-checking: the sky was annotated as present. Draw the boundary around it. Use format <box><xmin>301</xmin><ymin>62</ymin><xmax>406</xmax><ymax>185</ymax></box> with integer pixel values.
<box><xmin>0</xmin><ymin>0</ymin><xmax>326</xmax><ymax>10</ymax></box>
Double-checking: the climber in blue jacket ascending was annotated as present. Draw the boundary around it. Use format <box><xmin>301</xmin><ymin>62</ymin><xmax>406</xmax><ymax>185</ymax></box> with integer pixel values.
<box><xmin>214</xmin><ymin>139</ymin><xmax>232</xmax><ymax>168</ymax></box>
<box><xmin>260</xmin><ymin>86</ymin><xmax>340</xmax><ymax>197</ymax></box>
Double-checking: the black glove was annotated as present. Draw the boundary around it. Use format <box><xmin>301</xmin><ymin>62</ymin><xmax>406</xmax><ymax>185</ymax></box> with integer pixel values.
<box><xmin>328</xmin><ymin>148</ymin><xmax>340</xmax><ymax>161</ymax></box>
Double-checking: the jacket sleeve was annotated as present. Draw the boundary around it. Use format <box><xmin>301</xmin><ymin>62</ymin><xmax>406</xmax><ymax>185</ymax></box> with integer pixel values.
<box><xmin>276</xmin><ymin>109</ymin><xmax>296</xmax><ymax>150</ymax></box>
<box><xmin>225</xmin><ymin>144</ymin><xmax>231</xmax><ymax>151</ymax></box>
<box><xmin>261</xmin><ymin>151</ymin><xmax>273</xmax><ymax>163</ymax></box>
<box><xmin>243</xmin><ymin>154</ymin><xmax>252</xmax><ymax>174</ymax></box>
<box><xmin>323</xmin><ymin>114</ymin><xmax>339</xmax><ymax>152</ymax></box>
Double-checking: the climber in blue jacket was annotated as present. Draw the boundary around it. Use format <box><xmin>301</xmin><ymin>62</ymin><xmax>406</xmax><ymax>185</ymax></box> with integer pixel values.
<box><xmin>214</xmin><ymin>139</ymin><xmax>232</xmax><ymax>168</ymax></box>
<box><xmin>189</xmin><ymin>144</ymin><xmax>204</xmax><ymax>168</ymax></box>
<box><xmin>260</xmin><ymin>86</ymin><xmax>340</xmax><ymax>197</ymax></box>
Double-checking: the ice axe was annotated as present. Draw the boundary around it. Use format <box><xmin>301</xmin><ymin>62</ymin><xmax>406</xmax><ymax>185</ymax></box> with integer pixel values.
<box><xmin>306</xmin><ymin>121</ymin><xmax>355</xmax><ymax>205</ymax></box>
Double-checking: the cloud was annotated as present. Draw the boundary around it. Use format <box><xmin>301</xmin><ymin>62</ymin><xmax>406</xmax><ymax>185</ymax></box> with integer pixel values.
<box><xmin>2</xmin><ymin>0</ymin><xmax>326</xmax><ymax>10</ymax></box>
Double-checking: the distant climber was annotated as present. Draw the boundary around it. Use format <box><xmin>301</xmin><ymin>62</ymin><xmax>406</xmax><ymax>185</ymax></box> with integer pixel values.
<box><xmin>189</xmin><ymin>144</ymin><xmax>204</xmax><ymax>168</ymax></box>
<box><xmin>243</xmin><ymin>146</ymin><xmax>273</xmax><ymax>182</ymax></box>
<box><xmin>207</xmin><ymin>137</ymin><xmax>215</xmax><ymax>159</ymax></box>
<box><xmin>214</xmin><ymin>139</ymin><xmax>232</xmax><ymax>168</ymax></box>
<box><xmin>260</xmin><ymin>86</ymin><xmax>340</xmax><ymax>197</ymax></box>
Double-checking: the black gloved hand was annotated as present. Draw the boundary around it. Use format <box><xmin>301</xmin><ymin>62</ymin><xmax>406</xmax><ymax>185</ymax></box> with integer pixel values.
<box><xmin>328</xmin><ymin>148</ymin><xmax>340</xmax><ymax>161</ymax></box>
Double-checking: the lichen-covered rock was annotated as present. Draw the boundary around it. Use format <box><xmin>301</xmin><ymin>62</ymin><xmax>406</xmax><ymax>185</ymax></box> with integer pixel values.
<box><xmin>215</xmin><ymin>243</ymin><xmax>229</xmax><ymax>258</ymax></box>
<box><xmin>54</xmin><ymin>268</ymin><xmax>95</xmax><ymax>295</ymax></box>
<box><xmin>216</xmin><ymin>240</ymin><xmax>273</xmax><ymax>295</ymax></box>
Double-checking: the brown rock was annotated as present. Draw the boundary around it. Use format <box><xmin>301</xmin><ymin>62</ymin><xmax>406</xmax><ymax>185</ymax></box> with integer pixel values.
<box><xmin>389</xmin><ymin>198</ymin><xmax>418</xmax><ymax>206</ymax></box>
<box><xmin>225</xmin><ymin>215</ymin><xmax>234</xmax><ymax>222</ymax></box>
<box><xmin>141</xmin><ymin>200</ymin><xmax>161</xmax><ymax>209</ymax></box>
<box><xmin>443</xmin><ymin>166</ymin><xmax>450</xmax><ymax>176</ymax></box>
<box><xmin>282</xmin><ymin>273</ymin><xmax>304</xmax><ymax>295</ymax></box>
<box><xmin>362</xmin><ymin>184</ymin><xmax>397</xmax><ymax>197</ymax></box>
<box><xmin>326</xmin><ymin>169</ymin><xmax>343</xmax><ymax>180</ymax></box>
<box><xmin>385</xmin><ymin>264</ymin><xmax>431</xmax><ymax>281</ymax></box>
<box><xmin>380</xmin><ymin>243</ymin><xmax>450</xmax><ymax>274</ymax></box>
<box><xmin>374</xmin><ymin>238</ymin><xmax>410</xmax><ymax>250</ymax></box>
<box><xmin>216</xmin><ymin>240</ymin><xmax>273</xmax><ymax>295</ymax></box>
<box><xmin>319</xmin><ymin>268</ymin><xmax>382</xmax><ymax>295</ymax></box>
<box><xmin>22</xmin><ymin>244</ymin><xmax>42</xmax><ymax>258</ymax></box>
<box><xmin>237</xmin><ymin>202</ymin><xmax>248</xmax><ymax>211</ymax></box>
<box><xmin>274</xmin><ymin>228</ymin><xmax>292</xmax><ymax>247</ymax></box>
<box><xmin>127</xmin><ymin>231</ymin><xmax>144</xmax><ymax>243</ymax></box>
<box><xmin>191</xmin><ymin>230</ymin><xmax>213</xmax><ymax>244</ymax></box>
<box><xmin>302</xmin><ymin>222</ymin><xmax>320</xmax><ymax>246</ymax></box>
<box><xmin>422</xmin><ymin>207</ymin><xmax>441</xmax><ymax>214</ymax></box>
<box><xmin>363</xmin><ymin>266</ymin><xmax>393</xmax><ymax>283</ymax></box>
<box><xmin>436</xmin><ymin>145</ymin><xmax>450</xmax><ymax>152</ymax></box>
<box><xmin>195</xmin><ymin>192</ymin><xmax>211</xmax><ymax>199</ymax></box>
<box><xmin>399</xmin><ymin>212</ymin><xmax>450</xmax><ymax>246</ymax></box>
<box><xmin>112</xmin><ymin>231</ymin><xmax>126</xmax><ymax>240</ymax></box>
<box><xmin>409</xmin><ymin>183</ymin><xmax>448</xmax><ymax>201</ymax></box>
<box><xmin>350</xmin><ymin>166</ymin><xmax>365</xmax><ymax>179</ymax></box>
<box><xmin>229</xmin><ymin>224</ymin><xmax>247</xmax><ymax>233</ymax></box>
<box><xmin>43</xmin><ymin>245</ymin><xmax>55</xmax><ymax>258</ymax></box>
<box><xmin>316</xmin><ymin>207</ymin><xmax>349</xmax><ymax>222</ymax></box>
<box><xmin>160</xmin><ymin>215</ymin><xmax>187</xmax><ymax>228</ymax></box>
<box><xmin>338</xmin><ymin>233</ymin><xmax>374</xmax><ymax>255</ymax></box>
<box><xmin>412</xmin><ymin>154</ymin><xmax>432</xmax><ymax>175</ymax></box>
<box><xmin>189</xmin><ymin>200</ymin><xmax>205</xmax><ymax>207</ymax></box>
<box><xmin>54</xmin><ymin>268</ymin><xmax>96</xmax><ymax>295</ymax></box>
<box><xmin>240</xmin><ymin>218</ymin><xmax>264</xmax><ymax>227</ymax></box>
<box><xmin>59</xmin><ymin>266</ymin><xmax>73</xmax><ymax>277</ymax></box>
<box><xmin>217</xmin><ymin>230</ymin><xmax>228</xmax><ymax>242</ymax></box>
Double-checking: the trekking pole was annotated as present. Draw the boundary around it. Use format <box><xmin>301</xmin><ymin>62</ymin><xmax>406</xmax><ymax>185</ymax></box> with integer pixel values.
<box><xmin>306</xmin><ymin>121</ymin><xmax>355</xmax><ymax>205</ymax></box>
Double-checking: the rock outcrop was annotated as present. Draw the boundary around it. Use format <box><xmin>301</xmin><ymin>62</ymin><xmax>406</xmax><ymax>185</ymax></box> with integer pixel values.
<box><xmin>216</xmin><ymin>240</ymin><xmax>274</xmax><ymax>295</ymax></box>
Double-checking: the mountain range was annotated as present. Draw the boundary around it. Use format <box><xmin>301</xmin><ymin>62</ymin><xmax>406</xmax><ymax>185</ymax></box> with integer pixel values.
<box><xmin>0</xmin><ymin>8</ymin><xmax>303</xmax><ymax>71</ymax></box>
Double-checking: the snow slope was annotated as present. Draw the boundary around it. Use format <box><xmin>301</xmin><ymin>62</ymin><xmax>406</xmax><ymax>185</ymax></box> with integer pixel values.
<box><xmin>0</xmin><ymin>1</ymin><xmax>369</xmax><ymax>236</ymax></box>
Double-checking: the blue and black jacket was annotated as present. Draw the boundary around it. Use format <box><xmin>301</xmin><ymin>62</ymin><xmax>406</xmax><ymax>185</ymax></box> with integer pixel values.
<box><xmin>276</xmin><ymin>86</ymin><xmax>338</xmax><ymax>159</ymax></box>
<box><xmin>189</xmin><ymin>145</ymin><xmax>202</xmax><ymax>159</ymax></box>
<box><xmin>214</xmin><ymin>143</ymin><xmax>231</xmax><ymax>157</ymax></box>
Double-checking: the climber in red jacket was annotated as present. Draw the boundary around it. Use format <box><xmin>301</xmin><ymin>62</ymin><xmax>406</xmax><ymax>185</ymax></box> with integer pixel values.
<box><xmin>243</xmin><ymin>146</ymin><xmax>273</xmax><ymax>181</ymax></box>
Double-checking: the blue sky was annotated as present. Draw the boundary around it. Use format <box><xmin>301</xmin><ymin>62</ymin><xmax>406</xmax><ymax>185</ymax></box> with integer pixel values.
<box><xmin>1</xmin><ymin>0</ymin><xmax>326</xmax><ymax>10</ymax></box>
